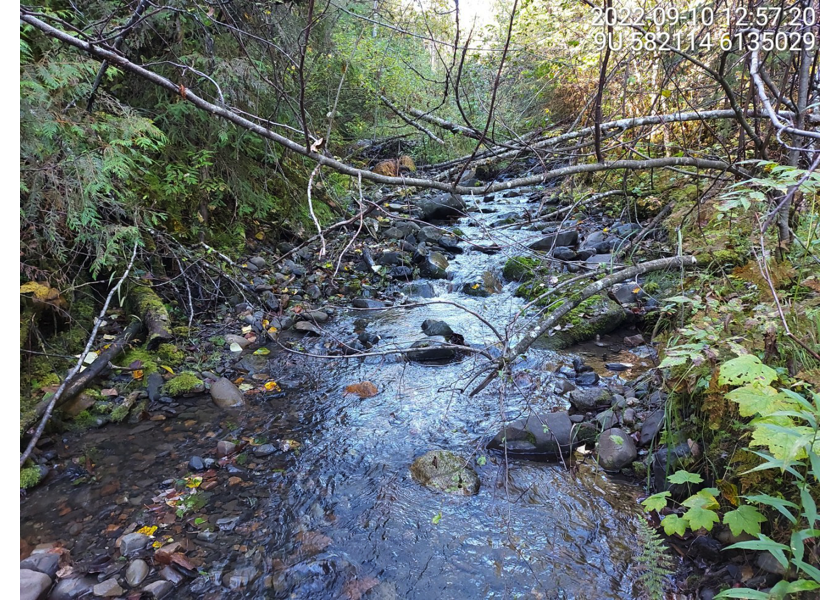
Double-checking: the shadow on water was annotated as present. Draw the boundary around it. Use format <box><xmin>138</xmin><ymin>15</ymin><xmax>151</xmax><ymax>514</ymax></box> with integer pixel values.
<box><xmin>21</xmin><ymin>189</ymin><xmax>652</xmax><ymax>599</ymax></box>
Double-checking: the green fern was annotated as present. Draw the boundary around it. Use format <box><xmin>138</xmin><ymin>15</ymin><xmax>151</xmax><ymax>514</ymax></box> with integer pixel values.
<box><xmin>633</xmin><ymin>516</ymin><xmax>674</xmax><ymax>599</ymax></box>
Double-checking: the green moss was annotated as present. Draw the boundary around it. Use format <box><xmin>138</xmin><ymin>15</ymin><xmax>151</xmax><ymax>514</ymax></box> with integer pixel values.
<box><xmin>72</xmin><ymin>410</ymin><xmax>98</xmax><ymax>430</ymax></box>
<box><xmin>119</xmin><ymin>349</ymin><xmax>160</xmax><ymax>373</ymax></box>
<box><xmin>533</xmin><ymin>295</ymin><xmax>626</xmax><ymax>350</ymax></box>
<box><xmin>156</xmin><ymin>343</ymin><xmax>185</xmax><ymax>365</ymax></box>
<box><xmin>20</xmin><ymin>465</ymin><xmax>42</xmax><ymax>489</ymax></box>
<box><xmin>503</xmin><ymin>256</ymin><xmax>541</xmax><ymax>282</ymax></box>
<box><xmin>110</xmin><ymin>404</ymin><xmax>130</xmax><ymax>422</ymax></box>
<box><xmin>163</xmin><ymin>372</ymin><xmax>203</xmax><ymax>396</ymax></box>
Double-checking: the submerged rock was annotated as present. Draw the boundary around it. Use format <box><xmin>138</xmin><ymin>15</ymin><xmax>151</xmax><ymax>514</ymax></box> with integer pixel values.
<box><xmin>421</xmin><ymin>319</ymin><xmax>453</xmax><ymax>338</ymax></box>
<box><xmin>486</xmin><ymin>412</ymin><xmax>574</xmax><ymax>460</ymax></box>
<box><xmin>418</xmin><ymin>252</ymin><xmax>449</xmax><ymax>279</ymax></box>
<box><xmin>409</xmin><ymin>450</ymin><xmax>480</xmax><ymax>495</ymax></box>
<box><xmin>405</xmin><ymin>339</ymin><xmax>457</xmax><ymax>363</ymax></box>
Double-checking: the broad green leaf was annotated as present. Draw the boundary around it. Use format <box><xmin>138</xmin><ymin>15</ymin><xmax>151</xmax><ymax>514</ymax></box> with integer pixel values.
<box><xmin>723</xmin><ymin>505</ymin><xmax>766</xmax><ymax>537</ymax></box>
<box><xmin>785</xmin><ymin>579</ymin><xmax>819</xmax><ymax>593</ymax></box>
<box><xmin>641</xmin><ymin>491</ymin><xmax>671</xmax><ymax>512</ymax></box>
<box><xmin>719</xmin><ymin>354</ymin><xmax>778</xmax><ymax>386</ymax></box>
<box><xmin>789</xmin><ymin>529</ymin><xmax>819</xmax><ymax>563</ymax></box>
<box><xmin>791</xmin><ymin>559</ymin><xmax>820</xmax><ymax>583</ymax></box>
<box><xmin>725</xmin><ymin>385</ymin><xmax>790</xmax><ymax>418</ymax></box>
<box><xmin>661</xmin><ymin>514</ymin><xmax>687</xmax><ymax>536</ymax></box>
<box><xmin>684</xmin><ymin>506</ymin><xmax>719</xmax><ymax>531</ymax></box>
<box><xmin>799</xmin><ymin>487</ymin><xmax>818</xmax><ymax>528</ymax></box>
<box><xmin>682</xmin><ymin>488</ymin><xmax>720</xmax><ymax>510</ymax></box>
<box><xmin>252</xmin><ymin>347</ymin><xmax>270</xmax><ymax>355</ymax></box>
<box><xmin>742</xmin><ymin>450</ymin><xmax>804</xmax><ymax>480</ymax></box>
<box><xmin>713</xmin><ymin>589</ymin><xmax>769</xmax><ymax>599</ymax></box>
<box><xmin>750</xmin><ymin>422</ymin><xmax>813</xmax><ymax>462</ymax></box>
<box><xmin>725</xmin><ymin>535</ymin><xmax>789</xmax><ymax>569</ymax></box>
<box><xmin>668</xmin><ymin>470</ymin><xmax>702</xmax><ymax>485</ymax></box>
<box><xmin>744</xmin><ymin>494</ymin><xmax>797</xmax><ymax>524</ymax></box>
<box><xmin>658</xmin><ymin>354</ymin><xmax>689</xmax><ymax>368</ymax></box>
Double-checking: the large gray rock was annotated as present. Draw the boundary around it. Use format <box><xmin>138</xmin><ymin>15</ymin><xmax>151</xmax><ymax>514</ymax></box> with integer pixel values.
<box><xmin>20</xmin><ymin>569</ymin><xmax>52</xmax><ymax>600</ymax></box>
<box><xmin>210</xmin><ymin>377</ymin><xmax>245</xmax><ymax>408</ymax></box>
<box><xmin>49</xmin><ymin>575</ymin><xmax>98</xmax><ymax>600</ymax></box>
<box><xmin>417</xmin><ymin>226</ymin><xmax>443</xmax><ymax>243</ymax></box>
<box><xmin>142</xmin><ymin>581</ymin><xmax>174</xmax><ymax>599</ymax></box>
<box><xmin>421</xmin><ymin>319</ymin><xmax>453</xmax><ymax>338</ymax></box>
<box><xmin>639</xmin><ymin>409</ymin><xmax>666</xmax><ymax>446</ymax></box>
<box><xmin>20</xmin><ymin>553</ymin><xmax>60</xmax><ymax>578</ymax></box>
<box><xmin>92</xmin><ymin>578</ymin><xmax>123</xmax><ymax>597</ymax></box>
<box><xmin>410</xmin><ymin>450</ymin><xmax>480</xmax><ymax>495</ymax></box>
<box><xmin>528</xmin><ymin>230</ymin><xmax>578</xmax><ymax>251</ymax></box>
<box><xmin>119</xmin><ymin>532</ymin><xmax>150</xmax><ymax>556</ymax></box>
<box><xmin>414</xmin><ymin>193</ymin><xmax>466</xmax><ymax>221</ymax></box>
<box><xmin>487</xmin><ymin>412</ymin><xmax>574</xmax><ymax>459</ymax></box>
<box><xmin>597</xmin><ymin>428</ymin><xmax>637</xmax><ymax>471</ymax></box>
<box><xmin>405</xmin><ymin>339</ymin><xmax>457</xmax><ymax>363</ymax></box>
<box><xmin>125</xmin><ymin>559</ymin><xmax>150</xmax><ymax>587</ymax></box>
<box><xmin>403</xmin><ymin>282</ymin><xmax>436</xmax><ymax>298</ymax></box>
<box><xmin>417</xmin><ymin>252</ymin><xmax>449</xmax><ymax>279</ymax></box>
<box><xmin>568</xmin><ymin>388</ymin><xmax>612</xmax><ymax>411</ymax></box>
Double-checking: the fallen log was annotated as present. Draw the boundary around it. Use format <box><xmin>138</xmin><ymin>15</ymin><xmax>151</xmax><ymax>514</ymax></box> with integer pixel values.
<box><xmin>128</xmin><ymin>283</ymin><xmax>173</xmax><ymax>351</ymax></box>
<box><xmin>469</xmin><ymin>256</ymin><xmax>698</xmax><ymax>396</ymax></box>
<box><xmin>379</xmin><ymin>96</ymin><xmax>444</xmax><ymax>144</ymax></box>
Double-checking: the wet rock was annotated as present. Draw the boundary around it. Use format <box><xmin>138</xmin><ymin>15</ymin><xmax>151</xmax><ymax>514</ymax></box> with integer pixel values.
<box><xmin>421</xmin><ymin>319</ymin><xmax>454</xmax><ymax>338</ymax></box>
<box><xmin>217</xmin><ymin>441</ymin><xmax>236</xmax><ymax>457</ymax></box>
<box><xmin>358</xmin><ymin>331</ymin><xmax>381</xmax><ymax>346</ymax></box>
<box><xmin>622</xmin><ymin>408</ymin><xmax>636</xmax><ymax>426</ymax></box>
<box><xmin>210</xmin><ymin>378</ymin><xmax>245</xmax><ymax>408</ymax></box>
<box><xmin>225</xmin><ymin>566</ymin><xmax>259</xmax><ymax>589</ymax></box>
<box><xmin>650</xmin><ymin>443</ymin><xmax>697</xmax><ymax>494</ymax></box>
<box><xmin>262</xmin><ymin>290</ymin><xmax>282</xmax><ymax>309</ymax></box>
<box><xmin>20</xmin><ymin>553</ymin><xmax>60</xmax><ymax>578</ymax></box>
<box><xmin>189</xmin><ymin>456</ymin><xmax>205</xmax><ymax>471</ymax></box>
<box><xmin>585</xmin><ymin>254</ymin><xmax>618</xmax><ymax>265</ymax></box>
<box><xmin>224</xmin><ymin>334</ymin><xmax>252</xmax><ymax>349</ymax></box>
<box><xmin>92</xmin><ymin>578</ymin><xmax>123</xmax><ymax>597</ymax></box>
<box><xmin>49</xmin><ymin>575</ymin><xmax>98</xmax><ymax>600</ymax></box>
<box><xmin>409</xmin><ymin>450</ymin><xmax>480</xmax><ymax>495</ymax></box>
<box><xmin>301</xmin><ymin>310</ymin><xmax>328</xmax><ymax>323</ymax></box>
<box><xmin>639</xmin><ymin>409</ymin><xmax>666</xmax><ymax>446</ymax></box>
<box><xmin>615</xmin><ymin>223</ymin><xmax>642</xmax><ymax>237</ymax></box>
<box><xmin>575</xmin><ymin>371</ymin><xmax>600</xmax><ymax>386</ymax></box>
<box><xmin>418</xmin><ymin>226</ymin><xmax>442</xmax><ymax>243</ymax></box>
<box><xmin>125</xmin><ymin>559</ymin><xmax>150</xmax><ymax>587</ymax></box>
<box><xmin>624</xmin><ymin>334</ymin><xmax>645</xmax><ymax>347</ymax></box>
<box><xmin>383</xmin><ymin>227</ymin><xmax>405</xmax><ymax>239</ymax></box>
<box><xmin>352</xmin><ymin>298</ymin><xmax>385</xmax><ymax>309</ymax></box>
<box><xmin>581</xmin><ymin>231</ymin><xmax>607</xmax><ymax>248</ymax></box>
<box><xmin>551</xmin><ymin>247</ymin><xmax>577</xmax><ymax>261</ymax></box>
<box><xmin>611</xmin><ymin>283</ymin><xmax>643</xmax><ymax>305</ymax></box>
<box><xmin>569</xmin><ymin>388</ymin><xmax>612</xmax><ymax>411</ymax></box>
<box><xmin>20</xmin><ymin>569</ymin><xmax>52</xmax><ymax>600</ymax></box>
<box><xmin>597</xmin><ymin>428</ymin><xmax>637</xmax><ymax>471</ymax></box>
<box><xmin>142</xmin><ymin>581</ymin><xmax>174</xmax><ymax>599</ymax></box>
<box><xmin>405</xmin><ymin>339</ymin><xmax>456</xmax><ymax>363</ymax></box>
<box><xmin>487</xmin><ymin>412</ymin><xmax>574</xmax><ymax>459</ymax></box>
<box><xmin>120</xmin><ymin>532</ymin><xmax>150</xmax><ymax>556</ymax></box>
<box><xmin>249</xmin><ymin>256</ymin><xmax>268</xmax><ymax>269</ymax></box>
<box><xmin>159</xmin><ymin>566</ymin><xmax>185</xmax><ymax>585</ymax></box>
<box><xmin>390</xmin><ymin>265</ymin><xmax>413</xmax><ymax>279</ymax></box>
<box><xmin>147</xmin><ymin>372</ymin><xmax>164</xmax><ymax>403</ymax></box>
<box><xmin>594</xmin><ymin>409</ymin><xmax>619</xmax><ymax>430</ymax></box>
<box><xmin>254</xmin><ymin>444</ymin><xmax>277</xmax><ymax>457</ymax></box>
<box><xmin>528</xmin><ymin>230</ymin><xmax>578</xmax><ymax>251</ymax></box>
<box><xmin>462</xmin><ymin>272</ymin><xmax>502</xmax><ymax>297</ymax></box>
<box><xmin>414</xmin><ymin>193</ymin><xmax>465</xmax><ymax>221</ymax></box>
<box><xmin>417</xmin><ymin>252</ymin><xmax>449</xmax><ymax>279</ymax></box>
<box><xmin>403</xmin><ymin>282</ymin><xmax>436</xmax><ymax>298</ymax></box>
<box><xmin>756</xmin><ymin>551</ymin><xmax>788</xmax><ymax>575</ymax></box>
<box><xmin>438</xmin><ymin>235</ymin><xmax>461</xmax><ymax>252</ymax></box>
<box><xmin>378</xmin><ymin>251</ymin><xmax>406</xmax><ymax>266</ymax></box>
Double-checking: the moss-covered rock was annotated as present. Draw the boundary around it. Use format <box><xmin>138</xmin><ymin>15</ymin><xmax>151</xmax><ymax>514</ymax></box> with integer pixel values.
<box><xmin>502</xmin><ymin>256</ymin><xmax>540</xmax><ymax>282</ymax></box>
<box><xmin>110</xmin><ymin>404</ymin><xmax>130</xmax><ymax>423</ymax></box>
<box><xmin>409</xmin><ymin>450</ymin><xmax>480</xmax><ymax>495</ymax></box>
<box><xmin>20</xmin><ymin>465</ymin><xmax>42</xmax><ymax>489</ymax></box>
<box><xmin>163</xmin><ymin>372</ymin><xmax>204</xmax><ymax>396</ymax></box>
<box><xmin>533</xmin><ymin>294</ymin><xmax>626</xmax><ymax>350</ymax></box>
<box><xmin>156</xmin><ymin>343</ymin><xmax>185</xmax><ymax>365</ymax></box>
<box><xmin>119</xmin><ymin>349</ymin><xmax>160</xmax><ymax>373</ymax></box>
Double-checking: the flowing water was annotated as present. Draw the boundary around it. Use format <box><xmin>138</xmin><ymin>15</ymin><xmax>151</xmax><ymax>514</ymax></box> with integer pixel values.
<box><xmin>21</xmin><ymin>188</ymin><xmax>655</xmax><ymax>599</ymax></box>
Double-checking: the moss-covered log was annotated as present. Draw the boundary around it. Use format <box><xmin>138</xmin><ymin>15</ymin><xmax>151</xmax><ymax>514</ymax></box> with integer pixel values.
<box><xmin>128</xmin><ymin>283</ymin><xmax>173</xmax><ymax>351</ymax></box>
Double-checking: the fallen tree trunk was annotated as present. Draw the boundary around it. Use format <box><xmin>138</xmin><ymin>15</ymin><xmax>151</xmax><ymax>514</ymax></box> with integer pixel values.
<box><xmin>379</xmin><ymin>96</ymin><xmax>444</xmax><ymax>144</ymax></box>
<box><xmin>403</xmin><ymin>104</ymin><xmax>484</xmax><ymax>140</ymax></box>
<box><xmin>128</xmin><ymin>283</ymin><xmax>173</xmax><ymax>350</ymax></box>
<box><xmin>469</xmin><ymin>255</ymin><xmax>698</xmax><ymax>396</ymax></box>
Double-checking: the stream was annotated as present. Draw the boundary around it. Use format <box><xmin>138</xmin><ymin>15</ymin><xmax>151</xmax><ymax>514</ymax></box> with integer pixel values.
<box><xmin>21</xmin><ymin>186</ymin><xmax>662</xmax><ymax>599</ymax></box>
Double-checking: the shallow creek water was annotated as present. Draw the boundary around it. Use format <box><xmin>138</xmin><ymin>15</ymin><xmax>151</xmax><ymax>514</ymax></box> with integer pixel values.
<box><xmin>22</xmin><ymin>188</ymin><xmax>658</xmax><ymax>599</ymax></box>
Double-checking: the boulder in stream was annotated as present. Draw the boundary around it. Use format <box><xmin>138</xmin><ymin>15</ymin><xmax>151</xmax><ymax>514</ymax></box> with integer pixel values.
<box><xmin>528</xmin><ymin>230</ymin><xmax>578</xmax><ymax>251</ymax></box>
<box><xmin>486</xmin><ymin>412</ymin><xmax>574</xmax><ymax>460</ymax></box>
<box><xmin>410</xmin><ymin>450</ymin><xmax>480</xmax><ymax>495</ymax></box>
<box><xmin>210</xmin><ymin>377</ymin><xmax>245</xmax><ymax>408</ymax></box>
<box><xmin>597</xmin><ymin>428</ymin><xmax>637</xmax><ymax>471</ymax></box>
<box><xmin>414</xmin><ymin>193</ymin><xmax>466</xmax><ymax>221</ymax></box>
<box><xmin>405</xmin><ymin>338</ymin><xmax>457</xmax><ymax>363</ymax></box>
<box><xmin>417</xmin><ymin>252</ymin><xmax>449</xmax><ymax>279</ymax></box>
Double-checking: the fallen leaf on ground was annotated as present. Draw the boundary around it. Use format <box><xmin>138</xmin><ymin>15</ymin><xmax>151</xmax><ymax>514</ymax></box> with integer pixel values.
<box><xmin>343</xmin><ymin>381</ymin><xmax>379</xmax><ymax>398</ymax></box>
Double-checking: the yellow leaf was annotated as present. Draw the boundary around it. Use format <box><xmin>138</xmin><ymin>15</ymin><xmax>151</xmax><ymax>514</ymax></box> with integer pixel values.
<box><xmin>152</xmin><ymin>541</ymin><xmax>163</xmax><ymax>549</ymax></box>
<box><xmin>137</xmin><ymin>525</ymin><xmax>158</xmax><ymax>536</ymax></box>
<box><xmin>161</xmin><ymin>365</ymin><xmax>175</xmax><ymax>375</ymax></box>
<box><xmin>132</xmin><ymin>370</ymin><xmax>144</xmax><ymax>380</ymax></box>
<box><xmin>661</xmin><ymin>89</ymin><xmax>672</xmax><ymax>98</ymax></box>
<box><xmin>268</xmin><ymin>327</ymin><xmax>278</xmax><ymax>333</ymax></box>
<box><xmin>255</xmin><ymin>231</ymin><xmax>265</xmax><ymax>240</ymax></box>
<box><xmin>264</xmin><ymin>381</ymin><xmax>279</xmax><ymax>391</ymax></box>
<box><xmin>185</xmin><ymin>476</ymin><xmax>202</xmax><ymax>489</ymax></box>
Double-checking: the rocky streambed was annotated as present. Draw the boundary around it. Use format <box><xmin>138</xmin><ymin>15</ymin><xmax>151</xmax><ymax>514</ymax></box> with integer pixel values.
<box><xmin>22</xmin><ymin>182</ymin><xmax>689</xmax><ymax>599</ymax></box>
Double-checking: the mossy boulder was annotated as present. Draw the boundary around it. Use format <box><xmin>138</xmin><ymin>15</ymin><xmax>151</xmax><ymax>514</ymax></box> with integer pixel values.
<box><xmin>502</xmin><ymin>256</ymin><xmax>540</xmax><ymax>282</ymax></box>
<box><xmin>162</xmin><ymin>372</ymin><xmax>204</xmax><ymax>397</ymax></box>
<box><xmin>410</xmin><ymin>450</ymin><xmax>480</xmax><ymax>495</ymax></box>
<box><xmin>533</xmin><ymin>294</ymin><xmax>626</xmax><ymax>350</ymax></box>
<box><xmin>155</xmin><ymin>343</ymin><xmax>185</xmax><ymax>366</ymax></box>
